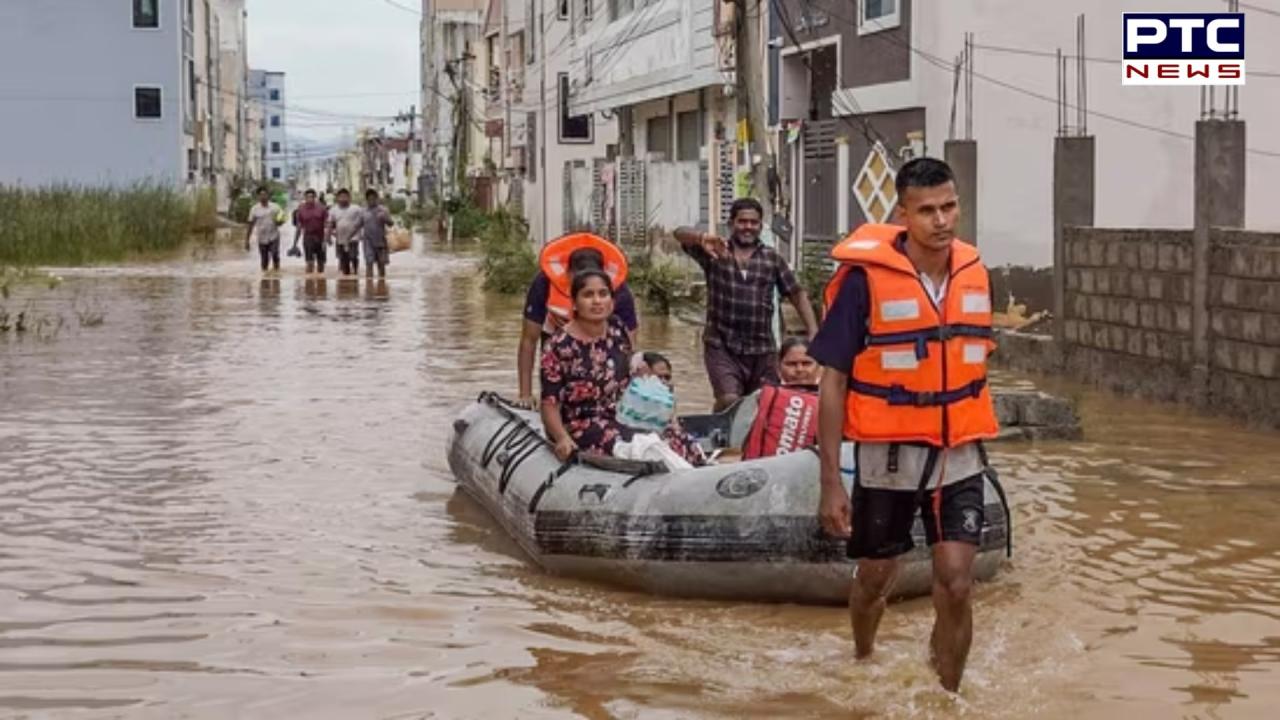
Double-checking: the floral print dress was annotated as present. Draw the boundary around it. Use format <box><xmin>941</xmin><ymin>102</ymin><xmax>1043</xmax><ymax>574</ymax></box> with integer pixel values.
<box><xmin>540</xmin><ymin>317</ymin><xmax>707</xmax><ymax>465</ymax></box>
<box><xmin>540</xmin><ymin>316</ymin><xmax>633</xmax><ymax>454</ymax></box>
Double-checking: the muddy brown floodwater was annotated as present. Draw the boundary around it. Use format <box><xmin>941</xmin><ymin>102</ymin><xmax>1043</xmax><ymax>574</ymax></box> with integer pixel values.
<box><xmin>2</xmin><ymin>236</ymin><xmax>1280</xmax><ymax>719</ymax></box>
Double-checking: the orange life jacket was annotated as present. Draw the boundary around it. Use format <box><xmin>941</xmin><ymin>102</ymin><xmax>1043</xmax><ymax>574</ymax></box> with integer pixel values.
<box><xmin>742</xmin><ymin>384</ymin><xmax>820</xmax><ymax>459</ymax></box>
<box><xmin>823</xmin><ymin>223</ymin><xmax>999</xmax><ymax>447</ymax></box>
<box><xmin>540</xmin><ymin>233</ymin><xmax>629</xmax><ymax>335</ymax></box>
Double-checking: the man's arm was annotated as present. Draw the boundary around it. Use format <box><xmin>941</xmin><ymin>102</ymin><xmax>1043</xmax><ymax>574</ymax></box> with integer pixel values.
<box><xmin>777</xmin><ymin>257</ymin><xmax>819</xmax><ymax>338</ymax></box>
<box><xmin>516</xmin><ymin>319</ymin><xmax>542</xmax><ymax>408</ymax></box>
<box><xmin>673</xmin><ymin>226</ymin><xmax>725</xmax><ymax>261</ymax></box>
<box><xmin>817</xmin><ymin>367</ymin><xmax>851</xmax><ymax>537</ymax></box>
<box><xmin>807</xmin><ymin>269</ymin><xmax>869</xmax><ymax>539</ymax></box>
<box><xmin>790</xmin><ymin>288</ymin><xmax>819</xmax><ymax>339</ymax></box>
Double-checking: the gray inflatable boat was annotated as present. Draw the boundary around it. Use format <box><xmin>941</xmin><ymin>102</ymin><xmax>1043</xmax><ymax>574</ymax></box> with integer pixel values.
<box><xmin>446</xmin><ymin>392</ymin><xmax>1008</xmax><ymax>605</ymax></box>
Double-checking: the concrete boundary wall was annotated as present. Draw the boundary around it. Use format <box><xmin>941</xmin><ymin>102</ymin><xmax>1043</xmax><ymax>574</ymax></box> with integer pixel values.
<box><xmin>1000</xmin><ymin>226</ymin><xmax>1280</xmax><ymax>427</ymax></box>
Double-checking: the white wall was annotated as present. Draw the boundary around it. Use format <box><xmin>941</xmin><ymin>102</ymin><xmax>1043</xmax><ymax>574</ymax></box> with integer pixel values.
<box><xmin>834</xmin><ymin>0</ymin><xmax>1280</xmax><ymax>267</ymax></box>
<box><xmin>517</xmin><ymin>0</ymin><xmax>617</xmax><ymax>242</ymax></box>
<box><xmin>0</xmin><ymin>0</ymin><xmax>184</xmax><ymax>186</ymax></box>
<box><xmin>570</xmin><ymin>0</ymin><xmax>721</xmax><ymax>115</ymax></box>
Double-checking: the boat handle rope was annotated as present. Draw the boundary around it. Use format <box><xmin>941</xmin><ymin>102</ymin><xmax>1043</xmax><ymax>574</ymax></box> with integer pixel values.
<box><xmin>498</xmin><ymin>434</ymin><xmax>544</xmax><ymax>495</ymax></box>
<box><xmin>479</xmin><ymin>418</ymin><xmax>518</xmax><ymax>467</ymax></box>
<box><xmin>527</xmin><ymin>457</ymin><xmax>577</xmax><ymax>514</ymax></box>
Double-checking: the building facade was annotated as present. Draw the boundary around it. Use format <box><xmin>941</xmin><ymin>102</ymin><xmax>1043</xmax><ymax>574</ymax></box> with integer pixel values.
<box><xmin>248</xmin><ymin>69</ymin><xmax>287</xmax><ymax>183</ymax></box>
<box><xmin>776</xmin><ymin>0</ymin><xmax>1280</xmax><ymax>266</ymax></box>
<box><xmin>421</xmin><ymin>0</ymin><xmax>488</xmax><ymax>203</ymax></box>
<box><xmin>0</xmin><ymin>0</ymin><xmax>236</xmax><ymax>189</ymax></box>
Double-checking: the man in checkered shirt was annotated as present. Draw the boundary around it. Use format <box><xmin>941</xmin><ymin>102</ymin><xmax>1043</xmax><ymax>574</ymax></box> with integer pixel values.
<box><xmin>675</xmin><ymin>198</ymin><xmax>819</xmax><ymax>411</ymax></box>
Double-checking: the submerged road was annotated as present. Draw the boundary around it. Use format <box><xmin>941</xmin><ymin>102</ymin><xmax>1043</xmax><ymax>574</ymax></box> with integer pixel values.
<box><xmin>1</xmin><ymin>236</ymin><xmax>1279</xmax><ymax>718</ymax></box>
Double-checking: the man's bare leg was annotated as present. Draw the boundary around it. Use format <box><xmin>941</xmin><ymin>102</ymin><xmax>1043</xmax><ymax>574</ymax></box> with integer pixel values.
<box><xmin>930</xmin><ymin>541</ymin><xmax>977</xmax><ymax>691</ymax></box>
<box><xmin>849</xmin><ymin>557</ymin><xmax>899</xmax><ymax>658</ymax></box>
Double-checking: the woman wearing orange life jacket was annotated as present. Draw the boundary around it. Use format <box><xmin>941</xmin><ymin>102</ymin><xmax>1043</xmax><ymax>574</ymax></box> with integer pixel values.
<box><xmin>807</xmin><ymin>158</ymin><xmax>999</xmax><ymax>693</ymax></box>
<box><xmin>514</xmin><ymin>233</ymin><xmax>638</xmax><ymax>409</ymax></box>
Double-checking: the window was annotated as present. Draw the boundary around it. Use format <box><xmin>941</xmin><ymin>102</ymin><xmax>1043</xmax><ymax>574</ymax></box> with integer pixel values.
<box><xmin>133</xmin><ymin>0</ymin><xmax>159</xmax><ymax>29</ymax></box>
<box><xmin>558</xmin><ymin>0</ymin><xmax>569</xmax><ymax>20</ymax></box>
<box><xmin>558</xmin><ymin>73</ymin><xmax>592</xmax><ymax>143</ymax></box>
<box><xmin>676</xmin><ymin>111</ymin><xmax>700</xmax><ymax>161</ymax></box>
<box><xmin>646</xmin><ymin>115</ymin><xmax>671</xmax><ymax>159</ymax></box>
<box><xmin>526</xmin><ymin>112</ymin><xmax>537</xmax><ymax>181</ymax></box>
<box><xmin>609</xmin><ymin>0</ymin><xmax>636</xmax><ymax>22</ymax></box>
<box><xmin>270</xmin><ymin>115</ymin><xmax>281</xmax><ymax>127</ymax></box>
<box><xmin>269</xmin><ymin>89</ymin><xmax>280</xmax><ymax>101</ymax></box>
<box><xmin>525</xmin><ymin>1</ymin><xmax>536</xmax><ymax>64</ymax></box>
<box><xmin>272</xmin><ymin>167</ymin><xmax>282</xmax><ymax>180</ymax></box>
<box><xmin>271</xmin><ymin>141</ymin><xmax>281</xmax><ymax>154</ymax></box>
<box><xmin>134</xmin><ymin>87</ymin><xmax>162</xmax><ymax>119</ymax></box>
<box><xmin>858</xmin><ymin>0</ymin><xmax>901</xmax><ymax>35</ymax></box>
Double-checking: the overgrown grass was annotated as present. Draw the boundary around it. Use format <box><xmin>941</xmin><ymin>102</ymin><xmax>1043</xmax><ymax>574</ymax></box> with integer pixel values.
<box><xmin>0</xmin><ymin>184</ymin><xmax>217</xmax><ymax>266</ymax></box>
<box><xmin>445</xmin><ymin>196</ymin><xmax>492</xmax><ymax>240</ymax></box>
<box><xmin>479</xmin><ymin>207</ymin><xmax>536</xmax><ymax>293</ymax></box>
<box><xmin>628</xmin><ymin>253</ymin><xmax>691</xmax><ymax>315</ymax></box>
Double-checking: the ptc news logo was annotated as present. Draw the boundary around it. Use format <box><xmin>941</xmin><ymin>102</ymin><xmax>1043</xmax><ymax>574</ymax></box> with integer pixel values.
<box><xmin>1123</xmin><ymin>13</ymin><xmax>1245</xmax><ymax>85</ymax></box>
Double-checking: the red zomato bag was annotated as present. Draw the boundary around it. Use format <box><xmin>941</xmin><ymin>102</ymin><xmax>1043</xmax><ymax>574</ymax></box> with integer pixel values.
<box><xmin>742</xmin><ymin>384</ymin><xmax>820</xmax><ymax>459</ymax></box>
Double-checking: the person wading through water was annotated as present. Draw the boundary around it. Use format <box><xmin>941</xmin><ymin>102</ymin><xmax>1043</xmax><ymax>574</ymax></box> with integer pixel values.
<box><xmin>809</xmin><ymin>157</ymin><xmax>1000</xmax><ymax>692</ymax></box>
<box><xmin>673</xmin><ymin>198</ymin><xmax>818</xmax><ymax>411</ymax></box>
<box><xmin>292</xmin><ymin>189</ymin><xmax>329</xmax><ymax>275</ymax></box>
<box><xmin>514</xmin><ymin>234</ymin><xmax>638</xmax><ymax>410</ymax></box>
<box><xmin>326</xmin><ymin>188</ymin><xmax>363</xmax><ymax>276</ymax></box>
<box><xmin>245</xmin><ymin>186</ymin><xmax>285</xmax><ymax>273</ymax></box>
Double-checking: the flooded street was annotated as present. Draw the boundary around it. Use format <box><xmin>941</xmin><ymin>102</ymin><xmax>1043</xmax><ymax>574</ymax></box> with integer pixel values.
<box><xmin>3</xmin><ymin>237</ymin><xmax>1280</xmax><ymax>719</ymax></box>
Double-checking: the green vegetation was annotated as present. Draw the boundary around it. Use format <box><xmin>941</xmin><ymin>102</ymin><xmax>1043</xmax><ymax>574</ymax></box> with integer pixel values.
<box><xmin>798</xmin><ymin>257</ymin><xmax>833</xmax><ymax>321</ymax></box>
<box><xmin>478</xmin><ymin>207</ymin><xmax>536</xmax><ymax>293</ymax></box>
<box><xmin>628</xmin><ymin>253</ymin><xmax>691</xmax><ymax>315</ymax></box>
<box><xmin>0</xmin><ymin>184</ymin><xmax>218</xmax><ymax>266</ymax></box>
<box><xmin>231</xmin><ymin>195</ymin><xmax>255</xmax><ymax>223</ymax></box>
<box><xmin>446</xmin><ymin>196</ymin><xmax>492</xmax><ymax>240</ymax></box>
<box><xmin>399</xmin><ymin>201</ymin><xmax>437</xmax><ymax>230</ymax></box>
<box><xmin>385</xmin><ymin>196</ymin><xmax>408</xmax><ymax>216</ymax></box>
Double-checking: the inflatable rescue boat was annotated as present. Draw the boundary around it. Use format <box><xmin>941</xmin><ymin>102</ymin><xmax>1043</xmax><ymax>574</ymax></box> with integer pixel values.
<box><xmin>445</xmin><ymin>392</ymin><xmax>1009</xmax><ymax>604</ymax></box>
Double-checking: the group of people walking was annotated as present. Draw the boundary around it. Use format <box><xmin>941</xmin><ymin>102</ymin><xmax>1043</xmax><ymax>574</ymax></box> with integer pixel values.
<box><xmin>518</xmin><ymin>157</ymin><xmax>1000</xmax><ymax>693</ymax></box>
<box><xmin>243</xmin><ymin>186</ymin><xmax>394</xmax><ymax>277</ymax></box>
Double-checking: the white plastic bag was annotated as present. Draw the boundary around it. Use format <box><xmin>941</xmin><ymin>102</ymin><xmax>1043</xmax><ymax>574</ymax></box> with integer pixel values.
<box><xmin>613</xmin><ymin>432</ymin><xmax>693</xmax><ymax>470</ymax></box>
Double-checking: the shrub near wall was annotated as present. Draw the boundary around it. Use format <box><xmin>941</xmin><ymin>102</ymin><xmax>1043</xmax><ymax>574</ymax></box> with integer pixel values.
<box><xmin>0</xmin><ymin>184</ymin><xmax>216</xmax><ymax>266</ymax></box>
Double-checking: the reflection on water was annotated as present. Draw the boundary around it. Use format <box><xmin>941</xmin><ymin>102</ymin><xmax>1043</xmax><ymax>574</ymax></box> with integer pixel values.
<box><xmin>1</xmin><ymin>238</ymin><xmax>1280</xmax><ymax>717</ymax></box>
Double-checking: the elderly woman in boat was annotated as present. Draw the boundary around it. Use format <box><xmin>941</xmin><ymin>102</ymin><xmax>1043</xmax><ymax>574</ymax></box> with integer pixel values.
<box><xmin>539</xmin><ymin>270</ymin><xmax>702</xmax><ymax>467</ymax></box>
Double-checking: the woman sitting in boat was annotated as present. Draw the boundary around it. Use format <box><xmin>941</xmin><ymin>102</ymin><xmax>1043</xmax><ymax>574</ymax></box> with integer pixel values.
<box><xmin>777</xmin><ymin>336</ymin><xmax>822</xmax><ymax>386</ymax></box>
<box><xmin>540</xmin><ymin>271</ymin><xmax>703</xmax><ymax>467</ymax></box>
<box><xmin>742</xmin><ymin>338</ymin><xmax>821</xmax><ymax>459</ymax></box>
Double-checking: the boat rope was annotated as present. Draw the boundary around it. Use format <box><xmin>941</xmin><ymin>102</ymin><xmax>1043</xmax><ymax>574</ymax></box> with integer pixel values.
<box><xmin>498</xmin><ymin>434</ymin><xmax>543</xmax><ymax>494</ymax></box>
<box><xmin>480</xmin><ymin>418</ymin><xmax>518</xmax><ymax>467</ymax></box>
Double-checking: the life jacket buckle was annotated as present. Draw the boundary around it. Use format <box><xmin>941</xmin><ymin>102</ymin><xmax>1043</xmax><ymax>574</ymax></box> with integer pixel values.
<box><xmin>913</xmin><ymin>391</ymin><xmax>938</xmax><ymax>407</ymax></box>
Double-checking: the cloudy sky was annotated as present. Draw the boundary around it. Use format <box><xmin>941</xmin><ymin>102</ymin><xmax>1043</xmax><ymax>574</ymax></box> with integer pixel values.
<box><xmin>246</xmin><ymin>0</ymin><xmax>421</xmax><ymax>156</ymax></box>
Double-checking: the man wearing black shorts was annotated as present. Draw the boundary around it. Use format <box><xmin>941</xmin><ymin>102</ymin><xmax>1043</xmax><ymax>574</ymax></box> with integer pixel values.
<box><xmin>811</xmin><ymin>158</ymin><xmax>999</xmax><ymax>692</ymax></box>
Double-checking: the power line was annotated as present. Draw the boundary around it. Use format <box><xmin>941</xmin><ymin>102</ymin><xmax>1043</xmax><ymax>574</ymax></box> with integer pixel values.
<box><xmin>777</xmin><ymin>0</ymin><xmax>893</xmax><ymax>150</ymax></box>
<box><xmin>378</xmin><ymin>0</ymin><xmax>421</xmax><ymax>16</ymax></box>
<box><xmin>809</xmin><ymin>1</ymin><xmax>1280</xmax><ymax>159</ymax></box>
<box><xmin>972</xmin><ymin>42</ymin><xmax>1280</xmax><ymax>79</ymax></box>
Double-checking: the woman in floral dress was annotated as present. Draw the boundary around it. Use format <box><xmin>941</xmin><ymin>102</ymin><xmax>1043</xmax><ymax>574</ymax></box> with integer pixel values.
<box><xmin>540</xmin><ymin>270</ymin><xmax>705</xmax><ymax>466</ymax></box>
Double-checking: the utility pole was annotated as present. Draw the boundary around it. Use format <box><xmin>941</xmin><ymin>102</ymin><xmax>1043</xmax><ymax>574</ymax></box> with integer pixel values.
<box><xmin>735</xmin><ymin>0</ymin><xmax>772</xmax><ymax>222</ymax></box>
<box><xmin>539</xmin><ymin>0</ymin><xmax>547</xmax><ymax>242</ymax></box>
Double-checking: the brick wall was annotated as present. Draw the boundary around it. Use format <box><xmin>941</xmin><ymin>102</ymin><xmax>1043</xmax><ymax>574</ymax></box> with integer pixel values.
<box><xmin>1059</xmin><ymin>227</ymin><xmax>1196</xmax><ymax>400</ymax></box>
<box><xmin>1208</xmin><ymin>230</ymin><xmax>1280</xmax><ymax>423</ymax></box>
<box><xmin>1014</xmin><ymin>226</ymin><xmax>1280</xmax><ymax>425</ymax></box>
